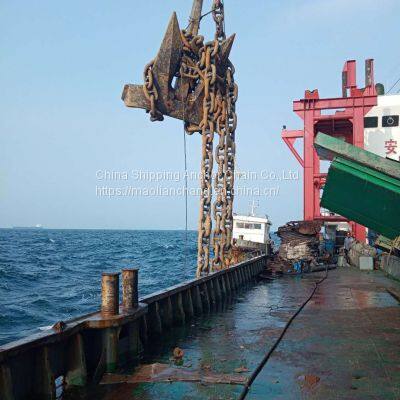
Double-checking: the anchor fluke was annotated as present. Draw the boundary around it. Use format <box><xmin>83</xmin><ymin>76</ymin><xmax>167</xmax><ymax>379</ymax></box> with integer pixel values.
<box><xmin>220</xmin><ymin>34</ymin><xmax>236</xmax><ymax>66</ymax></box>
<box><xmin>152</xmin><ymin>12</ymin><xmax>183</xmax><ymax>95</ymax></box>
<box><xmin>121</xmin><ymin>12</ymin><xmax>201</xmax><ymax>123</ymax></box>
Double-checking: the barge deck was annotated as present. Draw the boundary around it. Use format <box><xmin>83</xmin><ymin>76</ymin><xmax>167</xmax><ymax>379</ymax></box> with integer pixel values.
<box><xmin>67</xmin><ymin>268</ymin><xmax>400</xmax><ymax>400</ymax></box>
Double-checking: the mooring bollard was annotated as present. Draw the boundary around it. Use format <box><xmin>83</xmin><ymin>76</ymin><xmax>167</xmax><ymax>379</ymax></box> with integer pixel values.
<box><xmin>122</xmin><ymin>268</ymin><xmax>139</xmax><ymax>311</ymax></box>
<box><xmin>101</xmin><ymin>272</ymin><xmax>120</xmax><ymax>316</ymax></box>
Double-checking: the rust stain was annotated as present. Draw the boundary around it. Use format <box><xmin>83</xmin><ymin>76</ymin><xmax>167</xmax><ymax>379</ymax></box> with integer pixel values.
<box><xmin>100</xmin><ymin>363</ymin><xmax>248</xmax><ymax>385</ymax></box>
<box><xmin>173</xmin><ymin>347</ymin><xmax>184</xmax><ymax>361</ymax></box>
<box><xmin>297</xmin><ymin>374</ymin><xmax>321</xmax><ymax>390</ymax></box>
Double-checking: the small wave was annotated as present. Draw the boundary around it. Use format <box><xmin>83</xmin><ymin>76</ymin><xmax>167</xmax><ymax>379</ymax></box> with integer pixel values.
<box><xmin>0</xmin><ymin>281</ymin><xmax>9</xmax><ymax>290</ymax></box>
<box><xmin>31</xmin><ymin>298</ymin><xmax>51</xmax><ymax>307</ymax></box>
<box><xmin>39</xmin><ymin>325</ymin><xmax>52</xmax><ymax>331</ymax></box>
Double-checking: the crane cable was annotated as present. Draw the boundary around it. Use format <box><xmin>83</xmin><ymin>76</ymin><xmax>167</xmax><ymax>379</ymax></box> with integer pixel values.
<box><xmin>238</xmin><ymin>265</ymin><xmax>329</xmax><ymax>400</ymax></box>
<box><xmin>182</xmin><ymin>92</ymin><xmax>189</xmax><ymax>278</ymax></box>
<box><xmin>183</xmin><ymin>127</ymin><xmax>189</xmax><ymax>278</ymax></box>
<box><xmin>386</xmin><ymin>76</ymin><xmax>400</xmax><ymax>94</ymax></box>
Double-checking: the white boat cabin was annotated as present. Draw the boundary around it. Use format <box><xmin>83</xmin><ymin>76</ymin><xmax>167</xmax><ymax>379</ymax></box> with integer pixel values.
<box><xmin>232</xmin><ymin>214</ymin><xmax>271</xmax><ymax>245</ymax></box>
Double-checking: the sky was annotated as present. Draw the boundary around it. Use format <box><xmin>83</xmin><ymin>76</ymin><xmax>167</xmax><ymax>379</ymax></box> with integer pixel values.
<box><xmin>1</xmin><ymin>0</ymin><xmax>400</xmax><ymax>230</ymax></box>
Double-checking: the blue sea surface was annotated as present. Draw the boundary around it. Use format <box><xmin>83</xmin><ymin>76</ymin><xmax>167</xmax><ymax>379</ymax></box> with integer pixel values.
<box><xmin>0</xmin><ymin>229</ymin><xmax>197</xmax><ymax>345</ymax></box>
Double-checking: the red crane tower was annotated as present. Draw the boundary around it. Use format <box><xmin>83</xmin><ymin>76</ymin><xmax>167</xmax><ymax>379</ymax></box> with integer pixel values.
<box><xmin>282</xmin><ymin>59</ymin><xmax>378</xmax><ymax>242</ymax></box>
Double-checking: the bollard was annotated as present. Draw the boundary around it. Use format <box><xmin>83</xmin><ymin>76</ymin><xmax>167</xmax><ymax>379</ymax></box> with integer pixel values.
<box><xmin>122</xmin><ymin>268</ymin><xmax>139</xmax><ymax>311</ymax></box>
<box><xmin>101</xmin><ymin>272</ymin><xmax>120</xmax><ymax>316</ymax></box>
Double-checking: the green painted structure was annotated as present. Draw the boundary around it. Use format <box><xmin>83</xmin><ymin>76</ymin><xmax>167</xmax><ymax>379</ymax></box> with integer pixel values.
<box><xmin>315</xmin><ymin>133</ymin><xmax>400</xmax><ymax>240</ymax></box>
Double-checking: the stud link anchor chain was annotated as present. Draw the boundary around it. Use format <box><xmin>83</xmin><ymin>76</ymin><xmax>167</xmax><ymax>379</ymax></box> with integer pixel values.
<box><xmin>141</xmin><ymin>0</ymin><xmax>237</xmax><ymax>277</ymax></box>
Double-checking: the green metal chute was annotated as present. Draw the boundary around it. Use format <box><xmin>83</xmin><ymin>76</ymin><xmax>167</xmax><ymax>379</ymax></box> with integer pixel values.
<box><xmin>315</xmin><ymin>133</ymin><xmax>400</xmax><ymax>240</ymax></box>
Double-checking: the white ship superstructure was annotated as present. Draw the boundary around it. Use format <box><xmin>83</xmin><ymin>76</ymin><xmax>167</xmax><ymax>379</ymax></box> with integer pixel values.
<box><xmin>364</xmin><ymin>94</ymin><xmax>400</xmax><ymax>161</ymax></box>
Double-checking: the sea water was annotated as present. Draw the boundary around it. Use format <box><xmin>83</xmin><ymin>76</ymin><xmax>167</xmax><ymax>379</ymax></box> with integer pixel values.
<box><xmin>0</xmin><ymin>229</ymin><xmax>197</xmax><ymax>345</ymax></box>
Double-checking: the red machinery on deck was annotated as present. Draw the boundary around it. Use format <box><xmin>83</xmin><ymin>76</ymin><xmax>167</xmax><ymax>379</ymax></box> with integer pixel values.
<box><xmin>282</xmin><ymin>59</ymin><xmax>378</xmax><ymax>242</ymax></box>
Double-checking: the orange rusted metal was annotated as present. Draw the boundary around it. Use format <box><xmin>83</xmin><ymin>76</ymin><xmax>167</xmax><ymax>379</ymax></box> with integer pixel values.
<box><xmin>122</xmin><ymin>269</ymin><xmax>139</xmax><ymax>311</ymax></box>
<box><xmin>101</xmin><ymin>272</ymin><xmax>120</xmax><ymax>316</ymax></box>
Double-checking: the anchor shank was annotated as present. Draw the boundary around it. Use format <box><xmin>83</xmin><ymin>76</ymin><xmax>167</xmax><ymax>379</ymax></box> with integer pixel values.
<box><xmin>188</xmin><ymin>0</ymin><xmax>203</xmax><ymax>36</ymax></box>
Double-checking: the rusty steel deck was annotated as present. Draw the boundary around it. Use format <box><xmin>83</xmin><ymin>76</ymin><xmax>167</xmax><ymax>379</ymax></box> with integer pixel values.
<box><xmin>62</xmin><ymin>267</ymin><xmax>400</xmax><ymax>400</ymax></box>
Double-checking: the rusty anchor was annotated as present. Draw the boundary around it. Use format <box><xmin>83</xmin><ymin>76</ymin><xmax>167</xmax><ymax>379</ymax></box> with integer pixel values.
<box><xmin>122</xmin><ymin>0</ymin><xmax>237</xmax><ymax>275</ymax></box>
<box><xmin>121</xmin><ymin>0</ymin><xmax>235</xmax><ymax>126</ymax></box>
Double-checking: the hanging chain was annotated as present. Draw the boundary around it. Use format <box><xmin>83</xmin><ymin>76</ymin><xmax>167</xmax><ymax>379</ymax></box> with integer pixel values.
<box><xmin>212</xmin><ymin>93</ymin><xmax>226</xmax><ymax>271</ymax></box>
<box><xmin>143</xmin><ymin>61</ymin><xmax>164</xmax><ymax>122</ymax></box>
<box><xmin>212</xmin><ymin>0</ymin><xmax>226</xmax><ymax>42</ymax></box>
<box><xmin>224</xmin><ymin>61</ymin><xmax>238</xmax><ymax>265</ymax></box>
<box><xmin>183</xmin><ymin>1</ymin><xmax>237</xmax><ymax>276</ymax></box>
<box><xmin>211</xmin><ymin>0</ymin><xmax>226</xmax><ymax>271</ymax></box>
<box><xmin>142</xmin><ymin>1</ymin><xmax>237</xmax><ymax>276</ymax></box>
<box><xmin>196</xmin><ymin>40</ymin><xmax>218</xmax><ymax>277</ymax></box>
<box><xmin>211</xmin><ymin>0</ymin><xmax>238</xmax><ymax>270</ymax></box>
<box><xmin>211</xmin><ymin>61</ymin><xmax>237</xmax><ymax>270</ymax></box>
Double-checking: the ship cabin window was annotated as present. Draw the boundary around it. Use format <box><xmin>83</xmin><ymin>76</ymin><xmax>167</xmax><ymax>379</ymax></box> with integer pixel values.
<box><xmin>364</xmin><ymin>116</ymin><xmax>378</xmax><ymax>128</ymax></box>
<box><xmin>236</xmin><ymin>222</ymin><xmax>262</xmax><ymax>230</ymax></box>
<box><xmin>382</xmin><ymin>115</ymin><xmax>399</xmax><ymax>127</ymax></box>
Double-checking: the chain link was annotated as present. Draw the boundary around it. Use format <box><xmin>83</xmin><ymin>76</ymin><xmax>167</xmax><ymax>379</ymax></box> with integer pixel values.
<box><xmin>143</xmin><ymin>60</ymin><xmax>164</xmax><ymax>122</ymax></box>
<box><xmin>212</xmin><ymin>0</ymin><xmax>226</xmax><ymax>42</ymax></box>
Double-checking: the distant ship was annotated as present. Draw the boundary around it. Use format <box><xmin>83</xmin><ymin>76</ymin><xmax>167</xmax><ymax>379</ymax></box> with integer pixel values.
<box><xmin>12</xmin><ymin>224</ymin><xmax>44</xmax><ymax>230</ymax></box>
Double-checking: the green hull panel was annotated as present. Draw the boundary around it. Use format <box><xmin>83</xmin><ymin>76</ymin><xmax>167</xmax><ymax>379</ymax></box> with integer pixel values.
<box><xmin>321</xmin><ymin>156</ymin><xmax>400</xmax><ymax>240</ymax></box>
<box><xmin>315</xmin><ymin>133</ymin><xmax>400</xmax><ymax>180</ymax></box>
